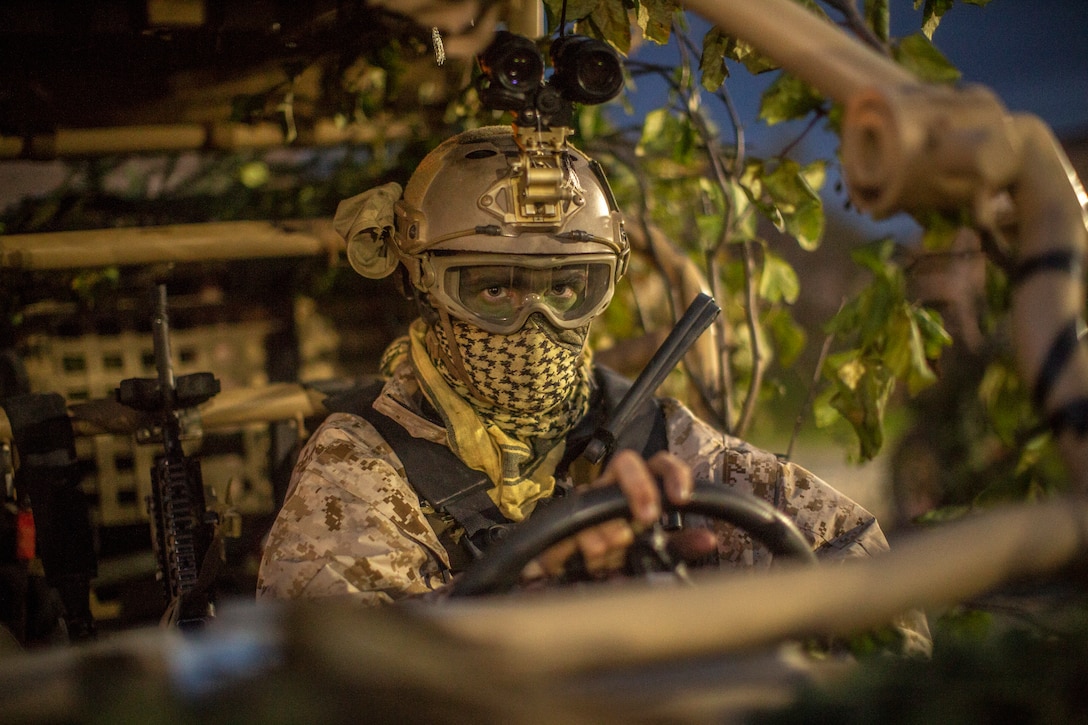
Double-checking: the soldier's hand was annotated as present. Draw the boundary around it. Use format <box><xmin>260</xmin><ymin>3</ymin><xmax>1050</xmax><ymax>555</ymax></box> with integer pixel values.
<box><xmin>523</xmin><ymin>450</ymin><xmax>716</xmax><ymax>580</ymax></box>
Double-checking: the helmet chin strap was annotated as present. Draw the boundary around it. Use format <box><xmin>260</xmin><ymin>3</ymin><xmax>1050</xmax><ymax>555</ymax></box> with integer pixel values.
<box><xmin>434</xmin><ymin>307</ymin><xmax>491</xmax><ymax>404</ymax></box>
<box><xmin>413</xmin><ymin>291</ymin><xmax>484</xmax><ymax>401</ymax></box>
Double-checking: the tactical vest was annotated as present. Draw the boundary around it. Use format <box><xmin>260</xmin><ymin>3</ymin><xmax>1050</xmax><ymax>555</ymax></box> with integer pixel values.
<box><xmin>324</xmin><ymin>365</ymin><xmax>668</xmax><ymax>565</ymax></box>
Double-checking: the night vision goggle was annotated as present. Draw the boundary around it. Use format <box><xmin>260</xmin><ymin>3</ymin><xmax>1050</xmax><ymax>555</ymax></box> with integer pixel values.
<box><xmin>476</xmin><ymin>30</ymin><xmax>624</xmax><ymax>129</ymax></box>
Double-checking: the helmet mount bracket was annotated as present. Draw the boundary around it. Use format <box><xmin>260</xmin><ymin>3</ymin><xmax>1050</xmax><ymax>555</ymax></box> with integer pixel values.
<box><xmin>479</xmin><ymin>125</ymin><xmax>586</xmax><ymax>229</ymax></box>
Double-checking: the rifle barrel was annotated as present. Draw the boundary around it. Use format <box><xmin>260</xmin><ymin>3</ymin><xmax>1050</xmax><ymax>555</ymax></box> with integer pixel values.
<box><xmin>152</xmin><ymin>284</ymin><xmax>176</xmax><ymax>401</ymax></box>
<box><xmin>583</xmin><ymin>292</ymin><xmax>721</xmax><ymax>463</ymax></box>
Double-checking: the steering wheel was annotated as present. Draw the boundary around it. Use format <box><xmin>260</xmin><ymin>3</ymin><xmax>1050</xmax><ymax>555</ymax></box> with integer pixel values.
<box><xmin>450</xmin><ymin>479</ymin><xmax>816</xmax><ymax>597</ymax></box>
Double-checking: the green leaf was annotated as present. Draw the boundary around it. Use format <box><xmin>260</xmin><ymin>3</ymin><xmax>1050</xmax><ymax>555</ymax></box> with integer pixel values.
<box><xmin>825</xmin><ymin>297</ymin><xmax>861</xmax><ymax>337</ymax></box>
<box><xmin>637</xmin><ymin>0</ymin><xmax>679</xmax><ymax>45</ymax></box>
<box><xmin>637</xmin><ymin>108</ymin><xmax>669</xmax><ymax>153</ymax></box>
<box><xmin>543</xmin><ymin>0</ymin><xmax>599</xmax><ymax>29</ymax></box>
<box><xmin>788</xmin><ymin>200</ymin><xmax>823</xmax><ymax>251</ymax></box>
<box><xmin>693</xmin><ymin>178</ymin><xmax>727</xmax><ymax>247</ymax></box>
<box><xmin>695</xmin><ymin>213</ymin><xmax>724</xmax><ymax>248</ymax></box>
<box><xmin>765</xmin><ymin>307</ymin><xmax>807</xmax><ymax>368</ymax></box>
<box><xmin>724</xmin><ymin>177</ymin><xmax>758</xmax><ymax>243</ymax></box>
<box><xmin>978</xmin><ymin>359</ymin><xmax>1034</xmax><ymax>446</ymax></box>
<box><xmin>934</xmin><ymin>606</ymin><xmax>993</xmax><ymax>643</ymax></box>
<box><xmin>738</xmin><ymin>159</ymin><xmax>765</xmax><ymax>200</ymax></box>
<box><xmin>636</xmin><ymin>108</ymin><xmax>701</xmax><ymax>166</ymax></box>
<box><xmin>849</xmin><ymin>237</ymin><xmax>898</xmax><ymax>278</ymax></box>
<box><xmin>812</xmin><ymin>387</ymin><xmax>840</xmax><ymax>429</ymax></box>
<box><xmin>588</xmin><ymin>0</ymin><xmax>632</xmax><ymax>54</ymax></box>
<box><xmin>912</xmin><ymin>305</ymin><xmax>953</xmax><ymax>358</ymax></box>
<box><xmin>885</xmin><ymin>303</ymin><xmax>938</xmax><ymax>396</ymax></box>
<box><xmin>884</xmin><ymin>305</ymin><xmax>913</xmax><ymax>378</ymax></box>
<box><xmin>828</xmin><ymin>360</ymin><xmax>895</xmax><ymax>461</ymax></box>
<box><xmin>762</xmin><ymin>159</ymin><xmax>826</xmax><ymax>251</ymax></box>
<box><xmin>1014</xmin><ymin>431</ymin><xmax>1051</xmax><ymax>476</ymax></box>
<box><xmin>576</xmin><ymin>104</ymin><xmax>607</xmax><ymax>141</ymax></box>
<box><xmin>713</xmin><ymin>31</ymin><xmax>779</xmax><ymax>75</ymax></box>
<box><xmin>759</xmin><ymin>73</ymin><xmax>825</xmax><ymax>125</ymax></box>
<box><xmin>826</xmin><ymin>349</ymin><xmax>865</xmax><ymax>390</ymax></box>
<box><xmin>843</xmin><ymin>625</ymin><xmax>904</xmax><ymax>658</ymax></box>
<box><xmin>739</xmin><ymin>159</ymin><xmax>784</xmax><ymax>231</ymax></box>
<box><xmin>916</xmin><ymin>209</ymin><xmax>967</xmax><ymax>251</ymax></box>
<box><xmin>762</xmin><ymin>159</ymin><xmax>812</xmax><ymax>207</ymax></box>
<box><xmin>917</xmin><ymin>0</ymin><xmax>954</xmax><ymax>38</ymax></box>
<box><xmin>914</xmin><ymin>505</ymin><xmax>971</xmax><ymax>526</ymax></box>
<box><xmin>760</xmin><ymin>250</ymin><xmax>801</xmax><ymax>304</ymax></box>
<box><xmin>71</xmin><ymin>267</ymin><xmax>121</xmax><ymax>303</ymax></box>
<box><xmin>859</xmin><ymin>282</ymin><xmax>896</xmax><ymax>344</ymax></box>
<box><xmin>699</xmin><ymin>27</ymin><xmax>731</xmax><ymax>91</ymax></box>
<box><xmin>978</xmin><ymin>359</ymin><xmax>1013</xmax><ymax>410</ymax></box>
<box><xmin>894</xmin><ymin>33</ymin><xmax>961</xmax><ymax>84</ymax></box>
<box><xmin>798</xmin><ymin>159</ymin><xmax>827</xmax><ymax>192</ymax></box>
<box><xmin>677</xmin><ymin>116</ymin><xmax>696</xmax><ymax>160</ymax></box>
<box><xmin>864</xmin><ymin>0</ymin><xmax>890</xmax><ymax>42</ymax></box>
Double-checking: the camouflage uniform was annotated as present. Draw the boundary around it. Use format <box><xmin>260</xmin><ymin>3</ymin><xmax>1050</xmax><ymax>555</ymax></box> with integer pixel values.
<box><xmin>257</xmin><ymin>365</ymin><xmax>931</xmax><ymax>655</ymax></box>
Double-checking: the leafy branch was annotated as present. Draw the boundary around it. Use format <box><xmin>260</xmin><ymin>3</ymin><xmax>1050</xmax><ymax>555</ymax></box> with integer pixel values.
<box><xmin>560</xmin><ymin>0</ymin><xmax>990</xmax><ymax>466</ymax></box>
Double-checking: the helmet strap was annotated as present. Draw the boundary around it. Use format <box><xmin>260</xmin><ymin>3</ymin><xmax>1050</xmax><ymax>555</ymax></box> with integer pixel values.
<box><xmin>392</xmin><ymin>265</ymin><xmax>415</xmax><ymax>301</ymax></box>
<box><xmin>433</xmin><ymin>307</ymin><xmax>490</xmax><ymax>403</ymax></box>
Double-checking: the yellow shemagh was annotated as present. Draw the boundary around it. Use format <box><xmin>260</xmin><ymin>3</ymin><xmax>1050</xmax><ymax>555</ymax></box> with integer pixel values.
<box><xmin>400</xmin><ymin>319</ymin><xmax>590</xmax><ymax>522</ymax></box>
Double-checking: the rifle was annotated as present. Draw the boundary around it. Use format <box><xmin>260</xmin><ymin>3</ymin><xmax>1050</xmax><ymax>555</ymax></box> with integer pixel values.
<box><xmin>582</xmin><ymin>291</ymin><xmax>721</xmax><ymax>564</ymax></box>
<box><xmin>116</xmin><ymin>284</ymin><xmax>221</xmax><ymax>627</ymax></box>
<box><xmin>581</xmin><ymin>292</ymin><xmax>721</xmax><ymax>465</ymax></box>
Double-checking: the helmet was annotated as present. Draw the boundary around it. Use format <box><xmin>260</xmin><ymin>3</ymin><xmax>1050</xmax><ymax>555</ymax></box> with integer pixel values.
<box><xmin>391</xmin><ymin>126</ymin><xmax>629</xmax><ymax>334</ymax></box>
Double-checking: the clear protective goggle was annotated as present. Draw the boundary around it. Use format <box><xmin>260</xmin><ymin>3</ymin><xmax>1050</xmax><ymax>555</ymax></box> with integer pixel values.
<box><xmin>424</xmin><ymin>252</ymin><xmax>618</xmax><ymax>335</ymax></box>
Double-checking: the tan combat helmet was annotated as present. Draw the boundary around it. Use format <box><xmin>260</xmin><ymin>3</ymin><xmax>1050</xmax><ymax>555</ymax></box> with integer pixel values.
<box><xmin>380</xmin><ymin>126</ymin><xmax>629</xmax><ymax>334</ymax></box>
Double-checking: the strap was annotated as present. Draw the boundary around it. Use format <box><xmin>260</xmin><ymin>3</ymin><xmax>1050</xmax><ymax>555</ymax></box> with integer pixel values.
<box><xmin>1010</xmin><ymin>249</ymin><xmax>1082</xmax><ymax>286</ymax></box>
<box><xmin>1032</xmin><ymin>319</ymin><xmax>1083</xmax><ymax>409</ymax></box>
<box><xmin>324</xmin><ymin>383</ymin><xmax>508</xmax><ymax>539</ymax></box>
<box><xmin>1048</xmin><ymin>397</ymin><xmax>1088</xmax><ymax>437</ymax></box>
<box><xmin>322</xmin><ymin>366</ymin><xmax>670</xmax><ymax>543</ymax></box>
<box><xmin>4</xmin><ymin>392</ymin><xmax>78</xmax><ymax>469</ymax></box>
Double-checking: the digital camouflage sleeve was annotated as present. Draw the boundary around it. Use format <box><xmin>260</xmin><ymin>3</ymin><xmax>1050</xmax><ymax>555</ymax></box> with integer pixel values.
<box><xmin>257</xmin><ymin>411</ymin><xmax>451</xmax><ymax>604</ymax></box>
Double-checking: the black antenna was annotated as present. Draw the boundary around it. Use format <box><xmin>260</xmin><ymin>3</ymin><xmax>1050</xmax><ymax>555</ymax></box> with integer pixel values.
<box><xmin>559</xmin><ymin>0</ymin><xmax>569</xmax><ymax>37</ymax></box>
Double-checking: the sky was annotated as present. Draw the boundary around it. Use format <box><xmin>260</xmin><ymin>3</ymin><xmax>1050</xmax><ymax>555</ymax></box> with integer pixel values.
<box><xmin>625</xmin><ymin>0</ymin><xmax>1088</xmax><ymax>139</ymax></box>
<box><xmin>903</xmin><ymin>0</ymin><xmax>1088</xmax><ymax>135</ymax></box>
